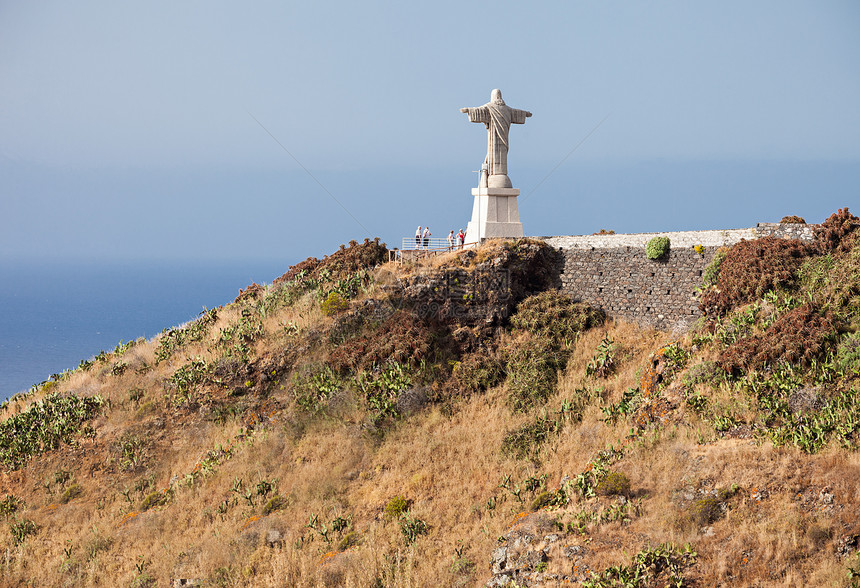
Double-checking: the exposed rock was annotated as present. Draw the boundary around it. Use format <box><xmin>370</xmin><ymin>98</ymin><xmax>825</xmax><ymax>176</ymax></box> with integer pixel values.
<box><xmin>173</xmin><ymin>579</ymin><xmax>204</xmax><ymax>587</ymax></box>
<box><xmin>265</xmin><ymin>528</ymin><xmax>283</xmax><ymax>547</ymax></box>
<box><xmin>837</xmin><ymin>535</ymin><xmax>859</xmax><ymax>559</ymax></box>
<box><xmin>397</xmin><ymin>386</ymin><xmax>428</xmax><ymax>416</ymax></box>
<box><xmin>788</xmin><ymin>386</ymin><xmax>824</xmax><ymax>415</ymax></box>
<box><xmin>491</xmin><ymin>546</ymin><xmax>509</xmax><ymax>575</ymax></box>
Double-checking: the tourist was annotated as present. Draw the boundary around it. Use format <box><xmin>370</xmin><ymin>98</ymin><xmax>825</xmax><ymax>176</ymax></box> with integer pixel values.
<box><xmin>422</xmin><ymin>226</ymin><xmax>431</xmax><ymax>248</ymax></box>
<box><xmin>415</xmin><ymin>226</ymin><xmax>421</xmax><ymax>249</ymax></box>
<box><xmin>457</xmin><ymin>229</ymin><xmax>465</xmax><ymax>248</ymax></box>
<box><xmin>447</xmin><ymin>230</ymin><xmax>455</xmax><ymax>251</ymax></box>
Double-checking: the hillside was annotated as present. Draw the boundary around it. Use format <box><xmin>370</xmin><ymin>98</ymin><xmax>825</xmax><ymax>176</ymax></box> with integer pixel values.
<box><xmin>0</xmin><ymin>210</ymin><xmax>859</xmax><ymax>587</ymax></box>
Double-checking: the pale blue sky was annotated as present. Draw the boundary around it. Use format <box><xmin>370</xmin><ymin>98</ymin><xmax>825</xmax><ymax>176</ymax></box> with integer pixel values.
<box><xmin>2</xmin><ymin>1</ymin><xmax>859</xmax><ymax>262</ymax></box>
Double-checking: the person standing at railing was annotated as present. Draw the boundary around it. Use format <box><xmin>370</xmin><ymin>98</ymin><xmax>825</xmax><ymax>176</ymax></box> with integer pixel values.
<box><xmin>415</xmin><ymin>226</ymin><xmax>422</xmax><ymax>249</ymax></box>
<box><xmin>457</xmin><ymin>229</ymin><xmax>465</xmax><ymax>249</ymax></box>
<box><xmin>447</xmin><ymin>230</ymin><xmax>455</xmax><ymax>251</ymax></box>
<box><xmin>422</xmin><ymin>226</ymin><xmax>431</xmax><ymax>248</ymax></box>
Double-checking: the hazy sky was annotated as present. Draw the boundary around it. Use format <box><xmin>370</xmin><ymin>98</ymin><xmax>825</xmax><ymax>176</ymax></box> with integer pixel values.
<box><xmin>2</xmin><ymin>1</ymin><xmax>859</xmax><ymax>263</ymax></box>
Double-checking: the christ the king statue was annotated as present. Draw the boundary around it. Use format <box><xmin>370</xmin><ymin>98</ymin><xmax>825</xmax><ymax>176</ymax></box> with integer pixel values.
<box><xmin>460</xmin><ymin>89</ymin><xmax>532</xmax><ymax>189</ymax></box>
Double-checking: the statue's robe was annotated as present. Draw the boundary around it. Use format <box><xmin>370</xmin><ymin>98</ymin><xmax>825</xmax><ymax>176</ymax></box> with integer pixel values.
<box><xmin>462</xmin><ymin>102</ymin><xmax>531</xmax><ymax>178</ymax></box>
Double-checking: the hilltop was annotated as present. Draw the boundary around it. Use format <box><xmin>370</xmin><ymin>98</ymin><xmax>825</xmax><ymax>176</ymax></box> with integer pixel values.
<box><xmin>0</xmin><ymin>210</ymin><xmax>859</xmax><ymax>587</ymax></box>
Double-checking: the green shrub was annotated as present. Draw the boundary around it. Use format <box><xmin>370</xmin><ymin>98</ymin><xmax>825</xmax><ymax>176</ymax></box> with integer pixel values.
<box><xmin>384</xmin><ymin>496</ymin><xmax>408</xmax><ymax>519</ymax></box>
<box><xmin>0</xmin><ymin>494</ymin><xmax>22</xmax><ymax>519</ymax></box>
<box><xmin>836</xmin><ymin>331</ymin><xmax>860</xmax><ymax>375</ymax></box>
<box><xmin>701</xmin><ymin>246</ymin><xmax>729</xmax><ymax>289</ymax></box>
<box><xmin>338</xmin><ymin>531</ymin><xmax>360</xmax><ymax>551</ymax></box>
<box><xmin>140</xmin><ymin>491</ymin><xmax>167</xmax><ymax>511</ymax></box>
<box><xmin>262</xmin><ymin>494</ymin><xmax>287</xmax><ymax>515</ymax></box>
<box><xmin>450</xmin><ymin>557</ymin><xmax>476</xmax><ymax>576</ymax></box>
<box><xmin>682</xmin><ymin>361</ymin><xmax>721</xmax><ymax>387</ymax></box>
<box><xmin>59</xmin><ymin>483</ymin><xmax>82</xmax><ymax>504</ymax></box>
<box><xmin>584</xmin><ymin>543</ymin><xmax>697</xmax><ymax>588</ymax></box>
<box><xmin>530</xmin><ymin>491</ymin><xmax>555</xmax><ymax>511</ymax></box>
<box><xmin>800</xmin><ymin>236</ymin><xmax>860</xmax><ymax>328</ymax></box>
<box><xmin>601</xmin><ymin>388</ymin><xmax>642</xmax><ymax>425</ymax></box>
<box><xmin>168</xmin><ymin>358</ymin><xmax>209</xmax><ymax>398</ymax></box>
<box><xmin>9</xmin><ymin>518</ymin><xmax>37</xmax><ymax>545</ymax></box>
<box><xmin>399</xmin><ymin>512</ymin><xmax>428</xmax><ymax>545</ymax></box>
<box><xmin>0</xmin><ymin>393</ymin><xmax>104</xmax><ymax>470</ymax></box>
<box><xmin>510</xmin><ymin>291</ymin><xmax>603</xmax><ymax>348</ymax></box>
<box><xmin>586</xmin><ymin>336</ymin><xmax>615</xmax><ymax>378</ymax></box>
<box><xmin>292</xmin><ymin>365</ymin><xmax>343</xmax><ymax>414</ymax></box>
<box><xmin>646</xmin><ymin>236</ymin><xmax>670</xmax><ymax>260</ymax></box>
<box><xmin>154</xmin><ymin>308</ymin><xmax>218</xmax><ymax>362</ymax></box>
<box><xmin>688</xmin><ymin>497</ymin><xmax>723</xmax><ymax>525</ymax></box>
<box><xmin>115</xmin><ymin>434</ymin><xmax>147</xmax><ymax>471</ymax></box>
<box><xmin>685</xmin><ymin>393</ymin><xmax>709</xmax><ymax>413</ymax></box>
<box><xmin>450</xmin><ymin>352</ymin><xmax>505</xmax><ymax>394</ymax></box>
<box><xmin>595</xmin><ymin>471</ymin><xmax>631</xmax><ymax>497</ymax></box>
<box><xmin>501</xmin><ymin>415</ymin><xmax>561</xmax><ymax>460</ymax></box>
<box><xmin>354</xmin><ymin>362</ymin><xmax>412</xmax><ymax>424</ymax></box>
<box><xmin>321</xmin><ymin>292</ymin><xmax>350</xmax><ymax>317</ymax></box>
<box><xmin>506</xmin><ymin>338</ymin><xmax>562</xmax><ymax>412</ymax></box>
<box><xmin>135</xmin><ymin>401</ymin><xmax>156</xmax><ymax>419</ymax></box>
<box><xmin>217</xmin><ymin>308</ymin><xmax>263</xmax><ymax>359</ymax></box>
<box><xmin>259</xmin><ymin>282</ymin><xmax>305</xmax><ymax>316</ymax></box>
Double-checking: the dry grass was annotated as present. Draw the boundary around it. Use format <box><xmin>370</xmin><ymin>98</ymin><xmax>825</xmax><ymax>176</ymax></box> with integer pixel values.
<box><xmin>1</xmin><ymin>243</ymin><xmax>859</xmax><ymax>587</ymax></box>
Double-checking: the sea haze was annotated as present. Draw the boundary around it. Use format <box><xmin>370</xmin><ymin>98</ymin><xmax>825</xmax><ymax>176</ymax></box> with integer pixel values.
<box><xmin>0</xmin><ymin>259</ymin><xmax>292</xmax><ymax>401</ymax></box>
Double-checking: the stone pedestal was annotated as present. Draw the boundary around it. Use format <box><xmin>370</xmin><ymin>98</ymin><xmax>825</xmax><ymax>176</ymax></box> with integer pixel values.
<box><xmin>464</xmin><ymin>187</ymin><xmax>524</xmax><ymax>245</ymax></box>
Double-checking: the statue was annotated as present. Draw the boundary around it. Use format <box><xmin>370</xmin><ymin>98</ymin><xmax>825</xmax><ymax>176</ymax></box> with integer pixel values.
<box><xmin>460</xmin><ymin>89</ymin><xmax>532</xmax><ymax>189</ymax></box>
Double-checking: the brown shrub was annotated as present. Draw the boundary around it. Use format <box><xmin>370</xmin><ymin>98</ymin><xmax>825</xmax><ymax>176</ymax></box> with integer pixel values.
<box><xmin>699</xmin><ymin>237</ymin><xmax>818</xmax><ymax>317</ymax></box>
<box><xmin>780</xmin><ymin>216</ymin><xmax>806</xmax><ymax>224</ymax></box>
<box><xmin>273</xmin><ymin>256</ymin><xmax>321</xmax><ymax>286</ymax></box>
<box><xmin>719</xmin><ymin>304</ymin><xmax>836</xmax><ymax>374</ymax></box>
<box><xmin>273</xmin><ymin>238</ymin><xmax>388</xmax><ymax>287</ymax></box>
<box><xmin>815</xmin><ymin>207</ymin><xmax>859</xmax><ymax>254</ymax></box>
<box><xmin>469</xmin><ymin>238</ymin><xmax>562</xmax><ymax>303</ymax></box>
<box><xmin>234</xmin><ymin>282</ymin><xmax>265</xmax><ymax>304</ymax></box>
<box><xmin>327</xmin><ymin>310</ymin><xmax>442</xmax><ymax>372</ymax></box>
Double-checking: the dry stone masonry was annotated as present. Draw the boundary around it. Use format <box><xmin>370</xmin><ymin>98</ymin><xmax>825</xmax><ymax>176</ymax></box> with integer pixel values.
<box><xmin>539</xmin><ymin>223</ymin><xmax>816</xmax><ymax>332</ymax></box>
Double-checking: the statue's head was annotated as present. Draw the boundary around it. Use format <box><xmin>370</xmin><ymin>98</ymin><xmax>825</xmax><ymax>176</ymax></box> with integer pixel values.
<box><xmin>491</xmin><ymin>89</ymin><xmax>505</xmax><ymax>105</ymax></box>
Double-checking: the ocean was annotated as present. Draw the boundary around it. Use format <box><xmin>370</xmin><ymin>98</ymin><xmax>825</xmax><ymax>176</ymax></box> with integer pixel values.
<box><xmin>0</xmin><ymin>259</ymin><xmax>292</xmax><ymax>402</ymax></box>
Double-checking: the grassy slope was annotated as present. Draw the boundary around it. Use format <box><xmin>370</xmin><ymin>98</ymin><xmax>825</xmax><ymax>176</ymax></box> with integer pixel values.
<box><xmin>0</xmin><ymin>230</ymin><xmax>858</xmax><ymax>587</ymax></box>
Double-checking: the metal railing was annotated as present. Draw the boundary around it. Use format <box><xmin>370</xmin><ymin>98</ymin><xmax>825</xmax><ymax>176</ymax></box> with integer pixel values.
<box><xmin>388</xmin><ymin>236</ymin><xmax>477</xmax><ymax>264</ymax></box>
<box><xmin>400</xmin><ymin>237</ymin><xmax>459</xmax><ymax>251</ymax></box>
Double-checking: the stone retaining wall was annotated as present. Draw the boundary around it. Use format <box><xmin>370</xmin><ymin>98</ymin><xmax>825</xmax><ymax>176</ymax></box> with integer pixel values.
<box><xmin>538</xmin><ymin>223</ymin><xmax>817</xmax><ymax>332</ymax></box>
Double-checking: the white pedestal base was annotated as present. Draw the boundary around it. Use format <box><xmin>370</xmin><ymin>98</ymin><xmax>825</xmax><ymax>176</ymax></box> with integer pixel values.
<box><xmin>464</xmin><ymin>187</ymin><xmax>524</xmax><ymax>245</ymax></box>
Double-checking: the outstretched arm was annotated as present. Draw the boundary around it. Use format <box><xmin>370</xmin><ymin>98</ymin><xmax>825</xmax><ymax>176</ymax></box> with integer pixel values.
<box><xmin>461</xmin><ymin>106</ymin><xmax>490</xmax><ymax>123</ymax></box>
<box><xmin>511</xmin><ymin>108</ymin><xmax>532</xmax><ymax>124</ymax></box>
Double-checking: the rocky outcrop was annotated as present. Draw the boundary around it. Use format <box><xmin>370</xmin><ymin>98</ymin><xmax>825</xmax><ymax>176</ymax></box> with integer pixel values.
<box><xmin>485</xmin><ymin>512</ymin><xmax>593</xmax><ymax>587</ymax></box>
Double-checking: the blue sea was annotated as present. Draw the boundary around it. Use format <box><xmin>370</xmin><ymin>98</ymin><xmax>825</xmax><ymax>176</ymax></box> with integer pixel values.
<box><xmin>0</xmin><ymin>259</ymin><xmax>293</xmax><ymax>402</ymax></box>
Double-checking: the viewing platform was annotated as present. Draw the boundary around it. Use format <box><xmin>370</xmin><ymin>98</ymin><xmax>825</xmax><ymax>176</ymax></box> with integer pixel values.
<box><xmin>388</xmin><ymin>237</ymin><xmax>476</xmax><ymax>264</ymax></box>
